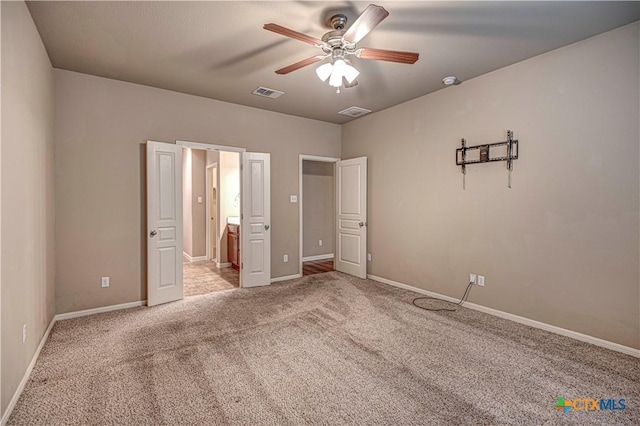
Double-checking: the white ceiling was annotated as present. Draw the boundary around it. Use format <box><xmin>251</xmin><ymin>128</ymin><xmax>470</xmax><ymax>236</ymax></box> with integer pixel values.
<box><xmin>27</xmin><ymin>1</ymin><xmax>640</xmax><ymax>124</ymax></box>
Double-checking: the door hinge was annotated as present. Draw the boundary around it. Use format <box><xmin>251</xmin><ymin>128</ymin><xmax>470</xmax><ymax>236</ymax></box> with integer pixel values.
<box><xmin>241</xmin><ymin>262</ymin><xmax>244</xmax><ymax>269</ymax></box>
<box><xmin>241</xmin><ymin>213</ymin><xmax>243</xmax><ymax>220</ymax></box>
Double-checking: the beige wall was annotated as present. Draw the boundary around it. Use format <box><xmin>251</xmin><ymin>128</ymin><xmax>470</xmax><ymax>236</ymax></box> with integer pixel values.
<box><xmin>190</xmin><ymin>150</ymin><xmax>206</xmax><ymax>258</ymax></box>
<box><xmin>1</xmin><ymin>0</ymin><xmax>56</xmax><ymax>415</ymax></box>
<box><xmin>54</xmin><ymin>69</ymin><xmax>341</xmax><ymax>313</ymax></box>
<box><xmin>303</xmin><ymin>161</ymin><xmax>335</xmax><ymax>258</ymax></box>
<box><xmin>342</xmin><ymin>23</ymin><xmax>640</xmax><ymax>349</ymax></box>
<box><xmin>182</xmin><ymin>148</ymin><xmax>206</xmax><ymax>258</ymax></box>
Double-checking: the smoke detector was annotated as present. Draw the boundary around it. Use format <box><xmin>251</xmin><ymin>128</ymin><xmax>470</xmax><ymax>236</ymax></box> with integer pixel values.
<box><xmin>442</xmin><ymin>76</ymin><xmax>461</xmax><ymax>86</ymax></box>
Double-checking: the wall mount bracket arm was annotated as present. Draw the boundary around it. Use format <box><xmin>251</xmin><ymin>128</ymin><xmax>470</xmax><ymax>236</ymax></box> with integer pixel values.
<box><xmin>456</xmin><ymin>130</ymin><xmax>519</xmax><ymax>188</ymax></box>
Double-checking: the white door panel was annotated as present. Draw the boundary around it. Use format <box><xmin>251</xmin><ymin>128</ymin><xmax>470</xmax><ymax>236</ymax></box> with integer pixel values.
<box><xmin>336</xmin><ymin>157</ymin><xmax>367</xmax><ymax>278</ymax></box>
<box><xmin>147</xmin><ymin>141</ymin><xmax>183</xmax><ymax>306</ymax></box>
<box><xmin>242</xmin><ymin>152</ymin><xmax>271</xmax><ymax>287</ymax></box>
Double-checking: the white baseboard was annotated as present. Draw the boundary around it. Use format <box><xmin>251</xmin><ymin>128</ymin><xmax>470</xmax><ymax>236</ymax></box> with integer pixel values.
<box><xmin>216</xmin><ymin>262</ymin><xmax>231</xmax><ymax>268</ymax></box>
<box><xmin>271</xmin><ymin>274</ymin><xmax>301</xmax><ymax>283</ymax></box>
<box><xmin>183</xmin><ymin>252</ymin><xmax>207</xmax><ymax>262</ymax></box>
<box><xmin>55</xmin><ymin>301</ymin><xmax>146</xmax><ymax>321</ymax></box>
<box><xmin>1</xmin><ymin>316</ymin><xmax>56</xmax><ymax>426</ymax></box>
<box><xmin>368</xmin><ymin>274</ymin><xmax>640</xmax><ymax>359</ymax></box>
<box><xmin>302</xmin><ymin>253</ymin><xmax>334</xmax><ymax>262</ymax></box>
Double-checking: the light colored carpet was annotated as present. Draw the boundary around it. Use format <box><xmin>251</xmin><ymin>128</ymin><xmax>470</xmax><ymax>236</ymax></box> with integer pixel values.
<box><xmin>8</xmin><ymin>272</ymin><xmax>639</xmax><ymax>425</ymax></box>
<box><xmin>183</xmin><ymin>259</ymin><xmax>238</xmax><ymax>296</ymax></box>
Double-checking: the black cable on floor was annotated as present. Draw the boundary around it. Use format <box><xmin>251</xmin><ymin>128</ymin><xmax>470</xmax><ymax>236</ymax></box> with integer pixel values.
<box><xmin>412</xmin><ymin>282</ymin><xmax>474</xmax><ymax>312</ymax></box>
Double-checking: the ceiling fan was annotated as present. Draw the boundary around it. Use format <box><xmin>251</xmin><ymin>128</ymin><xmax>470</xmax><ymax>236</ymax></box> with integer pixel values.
<box><xmin>264</xmin><ymin>4</ymin><xmax>419</xmax><ymax>93</ymax></box>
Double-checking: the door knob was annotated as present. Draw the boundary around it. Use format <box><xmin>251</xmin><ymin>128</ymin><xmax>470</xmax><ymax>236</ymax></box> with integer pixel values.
<box><xmin>358</xmin><ymin>222</ymin><xmax>364</xmax><ymax>228</ymax></box>
<box><xmin>150</xmin><ymin>230</ymin><xmax>157</xmax><ymax>237</ymax></box>
<box><xmin>265</xmin><ymin>224</ymin><xmax>270</xmax><ymax>230</ymax></box>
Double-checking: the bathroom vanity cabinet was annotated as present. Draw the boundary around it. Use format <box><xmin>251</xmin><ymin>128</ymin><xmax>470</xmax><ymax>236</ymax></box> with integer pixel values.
<box><xmin>227</xmin><ymin>224</ymin><xmax>240</xmax><ymax>271</ymax></box>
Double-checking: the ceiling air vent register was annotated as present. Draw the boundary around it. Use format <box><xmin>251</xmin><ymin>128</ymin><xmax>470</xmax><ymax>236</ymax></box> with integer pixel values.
<box><xmin>252</xmin><ymin>87</ymin><xmax>284</xmax><ymax>99</ymax></box>
<box><xmin>338</xmin><ymin>106</ymin><xmax>372</xmax><ymax>118</ymax></box>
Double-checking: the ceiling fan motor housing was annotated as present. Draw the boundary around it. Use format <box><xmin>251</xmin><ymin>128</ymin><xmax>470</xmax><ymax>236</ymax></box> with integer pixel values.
<box><xmin>330</xmin><ymin>14</ymin><xmax>348</xmax><ymax>30</ymax></box>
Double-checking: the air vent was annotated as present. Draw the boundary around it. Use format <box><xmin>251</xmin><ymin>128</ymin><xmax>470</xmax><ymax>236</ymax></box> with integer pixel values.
<box><xmin>252</xmin><ymin>86</ymin><xmax>284</xmax><ymax>99</ymax></box>
<box><xmin>338</xmin><ymin>106</ymin><xmax>372</xmax><ymax>118</ymax></box>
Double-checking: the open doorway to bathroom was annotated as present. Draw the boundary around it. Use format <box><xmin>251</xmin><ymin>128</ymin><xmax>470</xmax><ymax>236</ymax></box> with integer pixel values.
<box><xmin>300</xmin><ymin>156</ymin><xmax>338</xmax><ymax>276</ymax></box>
<box><xmin>182</xmin><ymin>147</ymin><xmax>240</xmax><ymax>296</ymax></box>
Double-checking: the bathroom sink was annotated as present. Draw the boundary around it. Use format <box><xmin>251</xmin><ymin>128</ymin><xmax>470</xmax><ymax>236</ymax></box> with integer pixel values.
<box><xmin>227</xmin><ymin>216</ymin><xmax>240</xmax><ymax>226</ymax></box>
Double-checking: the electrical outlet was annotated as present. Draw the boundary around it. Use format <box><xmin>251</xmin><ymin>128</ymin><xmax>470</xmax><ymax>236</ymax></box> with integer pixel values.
<box><xmin>367</xmin><ymin>253</ymin><xmax>372</xmax><ymax>262</ymax></box>
<box><xmin>101</xmin><ymin>276</ymin><xmax>110</xmax><ymax>288</ymax></box>
<box><xmin>478</xmin><ymin>275</ymin><xmax>485</xmax><ymax>286</ymax></box>
<box><xmin>469</xmin><ymin>273</ymin><xmax>477</xmax><ymax>285</ymax></box>
<box><xmin>283</xmin><ymin>254</ymin><xmax>288</xmax><ymax>263</ymax></box>
<box><xmin>22</xmin><ymin>324</ymin><xmax>27</xmax><ymax>344</ymax></box>
<box><xmin>319</xmin><ymin>240</ymin><xmax>323</xmax><ymax>247</ymax></box>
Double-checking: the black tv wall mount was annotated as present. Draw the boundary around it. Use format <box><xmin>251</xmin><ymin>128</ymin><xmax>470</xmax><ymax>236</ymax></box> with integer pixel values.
<box><xmin>456</xmin><ymin>130</ymin><xmax>519</xmax><ymax>188</ymax></box>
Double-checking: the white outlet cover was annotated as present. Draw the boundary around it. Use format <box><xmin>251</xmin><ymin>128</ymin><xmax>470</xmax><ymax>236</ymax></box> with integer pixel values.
<box><xmin>101</xmin><ymin>276</ymin><xmax>110</xmax><ymax>287</ymax></box>
<box><xmin>478</xmin><ymin>275</ymin><xmax>485</xmax><ymax>286</ymax></box>
<box><xmin>22</xmin><ymin>324</ymin><xmax>27</xmax><ymax>343</ymax></box>
<box><xmin>319</xmin><ymin>240</ymin><xmax>323</xmax><ymax>246</ymax></box>
<box><xmin>469</xmin><ymin>273</ymin><xmax>477</xmax><ymax>284</ymax></box>
<box><xmin>290</xmin><ymin>195</ymin><xmax>297</xmax><ymax>203</ymax></box>
<box><xmin>283</xmin><ymin>254</ymin><xmax>289</xmax><ymax>262</ymax></box>
<box><xmin>367</xmin><ymin>253</ymin><xmax>372</xmax><ymax>262</ymax></box>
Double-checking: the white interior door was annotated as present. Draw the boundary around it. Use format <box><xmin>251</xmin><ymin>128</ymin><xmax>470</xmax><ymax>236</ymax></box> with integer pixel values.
<box><xmin>241</xmin><ymin>152</ymin><xmax>271</xmax><ymax>287</ymax></box>
<box><xmin>146</xmin><ymin>141</ymin><xmax>183</xmax><ymax>306</ymax></box>
<box><xmin>335</xmin><ymin>157</ymin><xmax>367</xmax><ymax>278</ymax></box>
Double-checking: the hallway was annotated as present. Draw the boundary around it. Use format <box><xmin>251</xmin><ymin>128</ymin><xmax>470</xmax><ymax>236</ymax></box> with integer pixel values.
<box><xmin>183</xmin><ymin>259</ymin><xmax>239</xmax><ymax>297</ymax></box>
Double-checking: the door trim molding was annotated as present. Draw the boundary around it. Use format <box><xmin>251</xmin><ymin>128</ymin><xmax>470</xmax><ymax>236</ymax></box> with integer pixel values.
<box><xmin>299</xmin><ymin>155</ymin><xmax>340</xmax><ymax>277</ymax></box>
<box><xmin>176</xmin><ymin>140</ymin><xmax>246</xmax><ymax>153</ymax></box>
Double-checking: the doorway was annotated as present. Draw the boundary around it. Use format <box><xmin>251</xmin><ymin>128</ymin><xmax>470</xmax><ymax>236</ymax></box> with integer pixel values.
<box><xmin>299</xmin><ymin>155</ymin><xmax>339</xmax><ymax>276</ymax></box>
<box><xmin>182</xmin><ymin>147</ymin><xmax>240</xmax><ymax>296</ymax></box>
<box><xmin>147</xmin><ymin>140</ymin><xmax>272</xmax><ymax>306</ymax></box>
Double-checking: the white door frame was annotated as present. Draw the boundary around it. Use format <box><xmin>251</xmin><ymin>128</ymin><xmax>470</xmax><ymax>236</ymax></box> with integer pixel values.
<box><xmin>205</xmin><ymin>163</ymin><xmax>218</xmax><ymax>263</ymax></box>
<box><xmin>298</xmin><ymin>154</ymin><xmax>340</xmax><ymax>276</ymax></box>
<box><xmin>176</xmin><ymin>140</ymin><xmax>246</xmax><ymax>153</ymax></box>
<box><xmin>177</xmin><ymin>141</ymin><xmax>263</xmax><ymax>287</ymax></box>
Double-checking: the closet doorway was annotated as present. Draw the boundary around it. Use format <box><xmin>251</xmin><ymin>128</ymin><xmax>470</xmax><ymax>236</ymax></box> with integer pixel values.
<box><xmin>299</xmin><ymin>155</ymin><xmax>339</xmax><ymax>276</ymax></box>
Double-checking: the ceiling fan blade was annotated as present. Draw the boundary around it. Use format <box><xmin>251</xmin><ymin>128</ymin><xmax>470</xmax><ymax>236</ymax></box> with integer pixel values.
<box><xmin>357</xmin><ymin>48</ymin><xmax>419</xmax><ymax>64</ymax></box>
<box><xmin>343</xmin><ymin>4</ymin><xmax>389</xmax><ymax>45</ymax></box>
<box><xmin>264</xmin><ymin>23</ymin><xmax>325</xmax><ymax>47</ymax></box>
<box><xmin>275</xmin><ymin>55</ymin><xmax>326</xmax><ymax>75</ymax></box>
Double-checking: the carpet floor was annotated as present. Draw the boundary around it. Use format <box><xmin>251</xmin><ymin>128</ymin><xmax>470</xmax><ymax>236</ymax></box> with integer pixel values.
<box><xmin>8</xmin><ymin>272</ymin><xmax>639</xmax><ymax>425</ymax></box>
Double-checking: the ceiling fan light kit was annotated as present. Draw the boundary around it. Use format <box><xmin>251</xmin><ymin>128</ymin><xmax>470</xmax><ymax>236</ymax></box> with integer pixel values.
<box><xmin>264</xmin><ymin>4</ymin><xmax>419</xmax><ymax>93</ymax></box>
